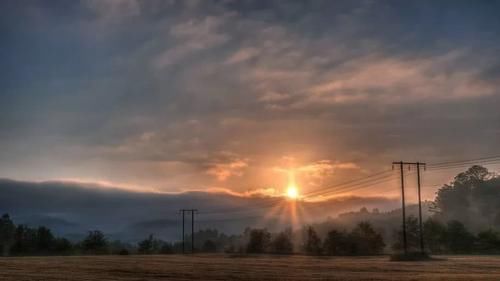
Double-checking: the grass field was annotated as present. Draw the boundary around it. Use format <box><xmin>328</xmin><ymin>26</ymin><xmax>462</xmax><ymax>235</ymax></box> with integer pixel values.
<box><xmin>1</xmin><ymin>254</ymin><xmax>500</xmax><ymax>280</ymax></box>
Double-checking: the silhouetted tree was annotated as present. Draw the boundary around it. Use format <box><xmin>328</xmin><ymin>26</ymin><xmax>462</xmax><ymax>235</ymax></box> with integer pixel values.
<box><xmin>350</xmin><ymin>222</ymin><xmax>385</xmax><ymax>255</ymax></box>
<box><xmin>445</xmin><ymin>220</ymin><xmax>475</xmax><ymax>253</ymax></box>
<box><xmin>11</xmin><ymin>225</ymin><xmax>37</xmax><ymax>255</ymax></box>
<box><xmin>246</xmin><ymin>229</ymin><xmax>271</xmax><ymax>253</ymax></box>
<box><xmin>423</xmin><ymin>218</ymin><xmax>446</xmax><ymax>254</ymax></box>
<box><xmin>201</xmin><ymin>240</ymin><xmax>217</xmax><ymax>253</ymax></box>
<box><xmin>138</xmin><ymin>234</ymin><xmax>155</xmax><ymax>254</ymax></box>
<box><xmin>0</xmin><ymin>214</ymin><xmax>15</xmax><ymax>256</ymax></box>
<box><xmin>323</xmin><ymin>229</ymin><xmax>350</xmax><ymax>255</ymax></box>
<box><xmin>393</xmin><ymin>216</ymin><xmax>420</xmax><ymax>252</ymax></box>
<box><xmin>81</xmin><ymin>230</ymin><xmax>108</xmax><ymax>254</ymax></box>
<box><xmin>36</xmin><ymin>226</ymin><xmax>54</xmax><ymax>253</ymax></box>
<box><xmin>303</xmin><ymin>226</ymin><xmax>322</xmax><ymax>255</ymax></box>
<box><xmin>53</xmin><ymin>237</ymin><xmax>73</xmax><ymax>254</ymax></box>
<box><xmin>270</xmin><ymin>229</ymin><xmax>293</xmax><ymax>254</ymax></box>
<box><xmin>476</xmin><ymin>229</ymin><xmax>500</xmax><ymax>254</ymax></box>
<box><xmin>433</xmin><ymin>165</ymin><xmax>499</xmax><ymax>230</ymax></box>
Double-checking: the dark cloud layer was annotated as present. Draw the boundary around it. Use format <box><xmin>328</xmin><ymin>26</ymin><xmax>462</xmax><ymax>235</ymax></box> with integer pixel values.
<box><xmin>0</xmin><ymin>0</ymin><xmax>499</xmax><ymax>197</ymax></box>
<box><xmin>0</xmin><ymin>179</ymin><xmax>399</xmax><ymax>241</ymax></box>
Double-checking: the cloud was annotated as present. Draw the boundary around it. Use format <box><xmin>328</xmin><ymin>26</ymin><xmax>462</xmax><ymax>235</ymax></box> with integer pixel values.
<box><xmin>298</xmin><ymin>160</ymin><xmax>360</xmax><ymax>178</ymax></box>
<box><xmin>153</xmin><ymin>15</ymin><xmax>231</xmax><ymax>68</ymax></box>
<box><xmin>1</xmin><ymin>1</ymin><xmax>500</xmax><ymax>196</ymax></box>
<box><xmin>205</xmin><ymin>155</ymin><xmax>249</xmax><ymax>181</ymax></box>
<box><xmin>225</xmin><ymin>47</ymin><xmax>259</xmax><ymax>64</ymax></box>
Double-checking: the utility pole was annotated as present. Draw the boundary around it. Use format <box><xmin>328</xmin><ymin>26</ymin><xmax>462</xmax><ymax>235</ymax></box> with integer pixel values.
<box><xmin>180</xmin><ymin>209</ymin><xmax>186</xmax><ymax>254</ymax></box>
<box><xmin>416</xmin><ymin>162</ymin><xmax>426</xmax><ymax>254</ymax></box>
<box><xmin>191</xmin><ymin>209</ymin><xmax>196</xmax><ymax>254</ymax></box>
<box><xmin>393</xmin><ymin>161</ymin><xmax>407</xmax><ymax>255</ymax></box>
<box><xmin>393</xmin><ymin>161</ymin><xmax>426</xmax><ymax>255</ymax></box>
<box><xmin>179</xmin><ymin>209</ymin><xmax>198</xmax><ymax>254</ymax></box>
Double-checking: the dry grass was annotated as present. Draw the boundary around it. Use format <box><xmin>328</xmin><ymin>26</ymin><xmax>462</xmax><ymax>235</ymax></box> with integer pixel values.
<box><xmin>1</xmin><ymin>254</ymin><xmax>500</xmax><ymax>280</ymax></box>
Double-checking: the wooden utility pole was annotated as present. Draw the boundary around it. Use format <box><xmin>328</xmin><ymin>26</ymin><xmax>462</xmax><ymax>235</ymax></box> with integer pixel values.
<box><xmin>179</xmin><ymin>209</ymin><xmax>198</xmax><ymax>254</ymax></box>
<box><xmin>191</xmin><ymin>210</ymin><xmax>196</xmax><ymax>253</ymax></box>
<box><xmin>416</xmin><ymin>162</ymin><xmax>426</xmax><ymax>253</ymax></box>
<box><xmin>393</xmin><ymin>161</ymin><xmax>426</xmax><ymax>255</ymax></box>
<box><xmin>393</xmin><ymin>161</ymin><xmax>408</xmax><ymax>255</ymax></box>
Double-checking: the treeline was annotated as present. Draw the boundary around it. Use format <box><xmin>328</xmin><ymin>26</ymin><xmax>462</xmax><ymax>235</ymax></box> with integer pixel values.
<box><xmin>0</xmin><ymin>213</ymin><xmax>386</xmax><ymax>256</ymax></box>
<box><xmin>238</xmin><ymin>222</ymin><xmax>385</xmax><ymax>256</ymax></box>
<box><xmin>394</xmin><ymin>215</ymin><xmax>500</xmax><ymax>254</ymax></box>
<box><xmin>2</xmin><ymin>165</ymin><xmax>500</xmax><ymax>256</ymax></box>
<box><xmin>0</xmin><ymin>214</ymin><xmax>136</xmax><ymax>256</ymax></box>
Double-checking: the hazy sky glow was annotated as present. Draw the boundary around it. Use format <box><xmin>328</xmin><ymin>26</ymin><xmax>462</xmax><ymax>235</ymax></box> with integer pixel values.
<box><xmin>1</xmin><ymin>0</ymin><xmax>500</xmax><ymax>201</ymax></box>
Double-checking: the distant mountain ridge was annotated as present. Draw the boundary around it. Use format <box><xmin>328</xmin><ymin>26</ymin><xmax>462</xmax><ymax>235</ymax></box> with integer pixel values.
<box><xmin>0</xmin><ymin>178</ymin><xmax>400</xmax><ymax>242</ymax></box>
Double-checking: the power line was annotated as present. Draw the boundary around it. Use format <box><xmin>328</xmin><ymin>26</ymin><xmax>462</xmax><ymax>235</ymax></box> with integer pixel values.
<box><xmin>302</xmin><ymin>170</ymin><xmax>393</xmax><ymax>198</ymax></box>
<box><xmin>304</xmin><ymin>173</ymin><xmax>397</xmax><ymax>199</ymax></box>
<box><xmin>428</xmin><ymin>155</ymin><xmax>500</xmax><ymax>168</ymax></box>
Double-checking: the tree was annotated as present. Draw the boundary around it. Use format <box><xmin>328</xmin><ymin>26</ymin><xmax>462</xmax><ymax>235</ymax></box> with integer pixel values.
<box><xmin>423</xmin><ymin>218</ymin><xmax>446</xmax><ymax>254</ymax></box>
<box><xmin>433</xmin><ymin>165</ymin><xmax>499</xmax><ymax>230</ymax></box>
<box><xmin>53</xmin><ymin>237</ymin><xmax>73</xmax><ymax>254</ymax></box>
<box><xmin>323</xmin><ymin>229</ymin><xmax>349</xmax><ymax>255</ymax></box>
<box><xmin>476</xmin><ymin>229</ymin><xmax>500</xmax><ymax>254</ymax></box>
<box><xmin>81</xmin><ymin>230</ymin><xmax>108</xmax><ymax>254</ymax></box>
<box><xmin>246</xmin><ymin>229</ymin><xmax>271</xmax><ymax>254</ymax></box>
<box><xmin>445</xmin><ymin>220</ymin><xmax>474</xmax><ymax>253</ymax></box>
<box><xmin>392</xmin><ymin>216</ymin><xmax>420</xmax><ymax>253</ymax></box>
<box><xmin>0</xmin><ymin>214</ymin><xmax>15</xmax><ymax>256</ymax></box>
<box><xmin>11</xmin><ymin>225</ymin><xmax>37</xmax><ymax>255</ymax></box>
<box><xmin>303</xmin><ymin>226</ymin><xmax>322</xmax><ymax>255</ymax></box>
<box><xmin>350</xmin><ymin>222</ymin><xmax>385</xmax><ymax>255</ymax></box>
<box><xmin>36</xmin><ymin>226</ymin><xmax>54</xmax><ymax>253</ymax></box>
<box><xmin>201</xmin><ymin>240</ymin><xmax>217</xmax><ymax>253</ymax></box>
<box><xmin>138</xmin><ymin>234</ymin><xmax>154</xmax><ymax>254</ymax></box>
<box><xmin>270</xmin><ymin>230</ymin><xmax>293</xmax><ymax>255</ymax></box>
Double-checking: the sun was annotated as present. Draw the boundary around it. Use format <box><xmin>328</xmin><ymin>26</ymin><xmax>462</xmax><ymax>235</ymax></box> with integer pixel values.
<box><xmin>287</xmin><ymin>185</ymin><xmax>299</xmax><ymax>199</ymax></box>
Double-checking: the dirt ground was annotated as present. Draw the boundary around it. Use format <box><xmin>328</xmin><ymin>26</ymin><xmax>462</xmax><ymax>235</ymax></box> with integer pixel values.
<box><xmin>1</xmin><ymin>254</ymin><xmax>499</xmax><ymax>280</ymax></box>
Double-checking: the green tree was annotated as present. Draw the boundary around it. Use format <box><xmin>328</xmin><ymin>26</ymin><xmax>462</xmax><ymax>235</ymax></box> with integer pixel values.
<box><xmin>303</xmin><ymin>226</ymin><xmax>322</xmax><ymax>255</ymax></box>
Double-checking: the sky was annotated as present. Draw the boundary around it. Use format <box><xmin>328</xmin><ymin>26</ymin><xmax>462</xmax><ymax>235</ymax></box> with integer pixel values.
<box><xmin>1</xmin><ymin>0</ymin><xmax>500</xmax><ymax>201</ymax></box>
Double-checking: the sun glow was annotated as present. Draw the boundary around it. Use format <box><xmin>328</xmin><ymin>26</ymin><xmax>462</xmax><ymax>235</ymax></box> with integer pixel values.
<box><xmin>287</xmin><ymin>185</ymin><xmax>299</xmax><ymax>199</ymax></box>
<box><xmin>286</xmin><ymin>170</ymin><xmax>299</xmax><ymax>199</ymax></box>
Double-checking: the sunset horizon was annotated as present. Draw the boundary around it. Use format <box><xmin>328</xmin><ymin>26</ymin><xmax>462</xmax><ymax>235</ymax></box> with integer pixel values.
<box><xmin>2</xmin><ymin>1</ymin><xmax>500</xmax><ymax>280</ymax></box>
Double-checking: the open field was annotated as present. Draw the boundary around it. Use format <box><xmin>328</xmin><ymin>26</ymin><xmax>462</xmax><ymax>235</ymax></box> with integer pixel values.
<box><xmin>1</xmin><ymin>254</ymin><xmax>500</xmax><ymax>281</ymax></box>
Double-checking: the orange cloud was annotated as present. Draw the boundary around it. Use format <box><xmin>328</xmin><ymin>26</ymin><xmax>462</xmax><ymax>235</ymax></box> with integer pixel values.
<box><xmin>206</xmin><ymin>159</ymin><xmax>249</xmax><ymax>181</ymax></box>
